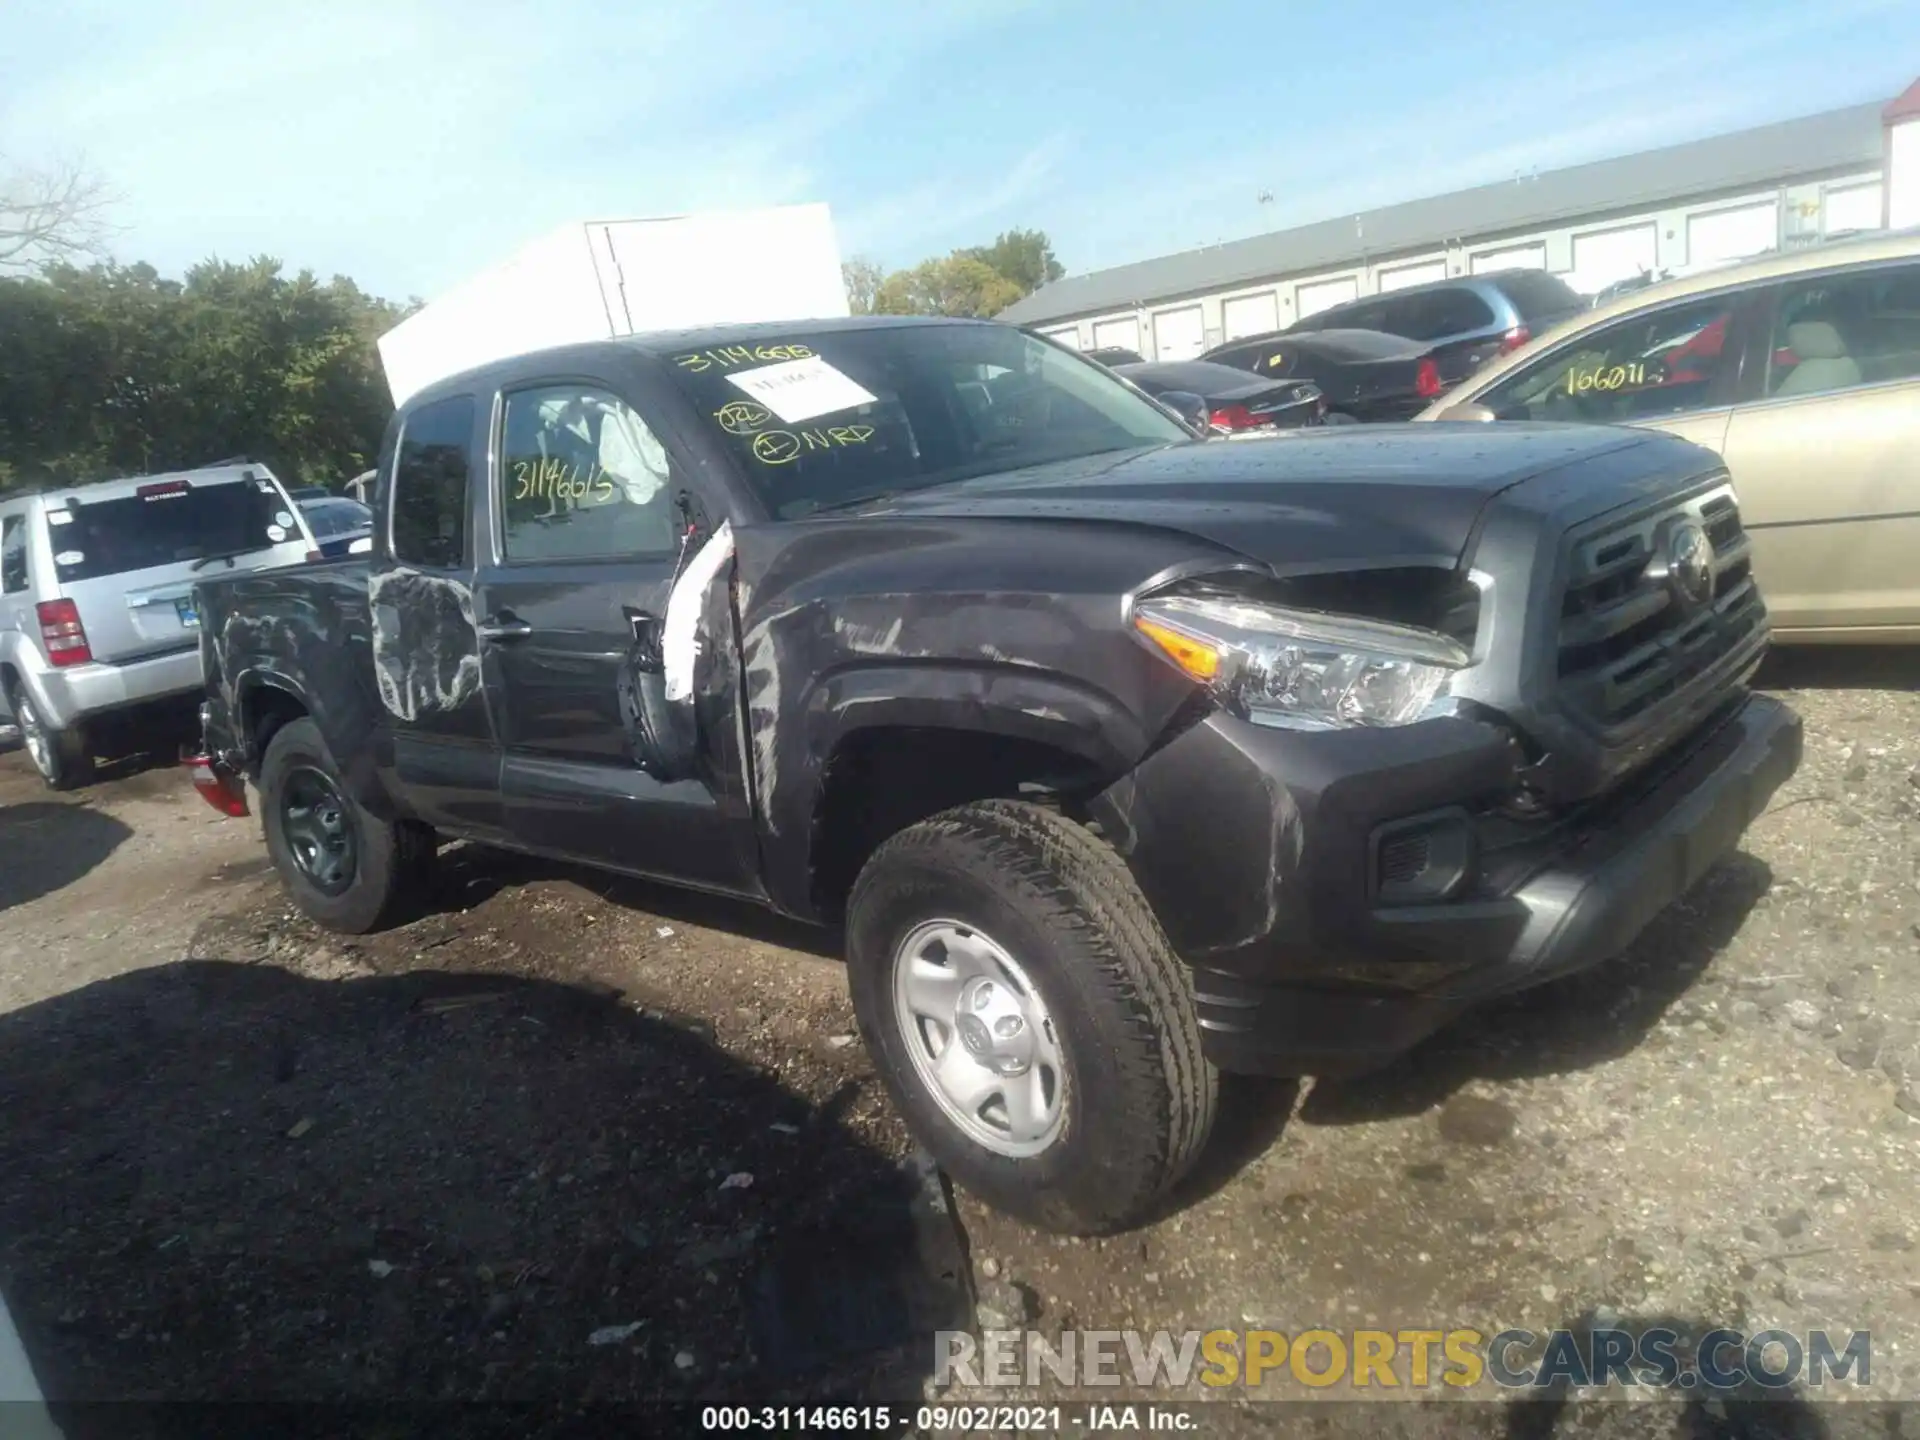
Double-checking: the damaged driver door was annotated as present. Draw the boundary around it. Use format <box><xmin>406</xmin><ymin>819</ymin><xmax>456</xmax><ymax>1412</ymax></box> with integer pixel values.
<box><xmin>471</xmin><ymin>374</ymin><xmax>755</xmax><ymax>895</ymax></box>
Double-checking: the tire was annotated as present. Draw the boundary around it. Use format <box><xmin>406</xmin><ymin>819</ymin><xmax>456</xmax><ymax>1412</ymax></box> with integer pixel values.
<box><xmin>259</xmin><ymin>717</ymin><xmax>431</xmax><ymax>933</ymax></box>
<box><xmin>846</xmin><ymin>799</ymin><xmax>1217</xmax><ymax>1235</ymax></box>
<box><xmin>6</xmin><ymin>681</ymin><xmax>94</xmax><ymax>792</ymax></box>
<box><xmin>1322</xmin><ymin>409</ymin><xmax>1360</xmax><ymax>426</ymax></box>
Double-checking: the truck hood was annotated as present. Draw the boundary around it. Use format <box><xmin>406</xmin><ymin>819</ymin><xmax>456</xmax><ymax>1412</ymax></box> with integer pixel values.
<box><xmin>856</xmin><ymin>422</ymin><xmax>1653</xmax><ymax>571</ymax></box>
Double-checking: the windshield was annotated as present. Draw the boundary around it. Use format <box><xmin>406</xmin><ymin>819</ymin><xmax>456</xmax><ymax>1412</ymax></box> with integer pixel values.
<box><xmin>301</xmin><ymin>497</ymin><xmax>372</xmax><ymax>539</ymax></box>
<box><xmin>666</xmin><ymin>324</ymin><xmax>1191</xmax><ymax>518</ymax></box>
<box><xmin>51</xmin><ymin>477</ymin><xmax>290</xmax><ymax>582</ymax></box>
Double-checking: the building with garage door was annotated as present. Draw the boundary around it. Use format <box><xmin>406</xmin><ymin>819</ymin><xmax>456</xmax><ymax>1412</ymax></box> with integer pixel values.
<box><xmin>1000</xmin><ymin>88</ymin><xmax>1910</xmax><ymax>361</ymax></box>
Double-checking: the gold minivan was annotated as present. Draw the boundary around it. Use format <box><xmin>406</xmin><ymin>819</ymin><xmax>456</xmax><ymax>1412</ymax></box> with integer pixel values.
<box><xmin>1417</xmin><ymin>231</ymin><xmax>1920</xmax><ymax>643</ymax></box>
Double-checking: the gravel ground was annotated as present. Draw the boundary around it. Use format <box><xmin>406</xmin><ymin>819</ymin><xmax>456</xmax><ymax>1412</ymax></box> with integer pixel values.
<box><xmin>0</xmin><ymin>649</ymin><xmax>1916</xmax><ymax>1438</ymax></box>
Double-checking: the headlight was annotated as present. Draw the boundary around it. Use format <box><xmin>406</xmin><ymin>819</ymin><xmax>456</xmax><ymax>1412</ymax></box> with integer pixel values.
<box><xmin>1132</xmin><ymin>592</ymin><xmax>1471</xmax><ymax>730</ymax></box>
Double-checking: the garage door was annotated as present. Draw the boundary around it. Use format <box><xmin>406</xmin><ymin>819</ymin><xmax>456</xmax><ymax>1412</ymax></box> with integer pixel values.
<box><xmin>1688</xmin><ymin>202</ymin><xmax>1777</xmax><ymax>266</ymax></box>
<box><xmin>1090</xmin><ymin>316</ymin><xmax>1141</xmax><ymax>353</ymax></box>
<box><xmin>1222</xmin><ymin>291</ymin><xmax>1279</xmax><ymax>340</ymax></box>
<box><xmin>1040</xmin><ymin>325</ymin><xmax>1081</xmax><ymax>349</ymax></box>
<box><xmin>1296</xmin><ymin>276</ymin><xmax>1358</xmax><ymax>319</ymax></box>
<box><xmin>1471</xmin><ymin>243</ymin><xmax>1547</xmax><ymax>274</ymax></box>
<box><xmin>1568</xmin><ymin>224</ymin><xmax>1657</xmax><ymax>296</ymax></box>
<box><xmin>1378</xmin><ymin>258</ymin><xmax>1447</xmax><ymax>292</ymax></box>
<box><xmin>1152</xmin><ymin>306</ymin><xmax>1205</xmax><ymax>361</ymax></box>
<box><xmin>1825</xmin><ymin>182</ymin><xmax>1884</xmax><ymax>233</ymax></box>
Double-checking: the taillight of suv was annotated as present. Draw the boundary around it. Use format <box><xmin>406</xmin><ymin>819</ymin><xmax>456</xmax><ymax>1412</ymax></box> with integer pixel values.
<box><xmin>36</xmin><ymin>599</ymin><xmax>92</xmax><ymax>667</ymax></box>
<box><xmin>1416</xmin><ymin>357</ymin><xmax>1443</xmax><ymax>398</ymax></box>
<box><xmin>1498</xmin><ymin>325</ymin><xmax>1532</xmax><ymax>355</ymax></box>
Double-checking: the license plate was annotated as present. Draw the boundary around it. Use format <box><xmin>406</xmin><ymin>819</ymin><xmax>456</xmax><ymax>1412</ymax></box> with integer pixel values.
<box><xmin>175</xmin><ymin>598</ymin><xmax>199</xmax><ymax>628</ymax></box>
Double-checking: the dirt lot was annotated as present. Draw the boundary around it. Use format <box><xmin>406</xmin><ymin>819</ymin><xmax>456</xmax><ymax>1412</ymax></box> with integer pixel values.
<box><xmin>1</xmin><ymin>651</ymin><xmax>1917</xmax><ymax>1437</ymax></box>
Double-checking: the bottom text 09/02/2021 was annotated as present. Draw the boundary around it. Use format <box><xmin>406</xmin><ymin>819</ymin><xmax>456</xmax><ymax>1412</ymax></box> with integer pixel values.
<box><xmin>700</xmin><ymin>1405</ymin><xmax>1202</xmax><ymax>1433</ymax></box>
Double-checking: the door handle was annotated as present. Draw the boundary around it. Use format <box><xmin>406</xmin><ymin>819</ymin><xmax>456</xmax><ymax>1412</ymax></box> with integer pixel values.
<box><xmin>478</xmin><ymin>614</ymin><xmax>534</xmax><ymax>642</ymax></box>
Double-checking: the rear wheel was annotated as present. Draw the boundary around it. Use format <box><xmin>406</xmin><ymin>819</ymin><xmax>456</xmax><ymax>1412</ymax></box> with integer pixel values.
<box><xmin>260</xmin><ymin>717</ymin><xmax>431</xmax><ymax>932</ymax></box>
<box><xmin>846</xmin><ymin>800</ymin><xmax>1217</xmax><ymax>1235</ymax></box>
<box><xmin>6</xmin><ymin>682</ymin><xmax>93</xmax><ymax>791</ymax></box>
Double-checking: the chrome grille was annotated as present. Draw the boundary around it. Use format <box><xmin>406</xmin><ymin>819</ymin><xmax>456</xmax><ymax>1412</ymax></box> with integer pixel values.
<box><xmin>1555</xmin><ymin>484</ymin><xmax>1765</xmax><ymax>731</ymax></box>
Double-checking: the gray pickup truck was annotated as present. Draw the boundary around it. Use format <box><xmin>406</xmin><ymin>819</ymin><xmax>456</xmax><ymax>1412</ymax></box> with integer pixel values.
<box><xmin>187</xmin><ymin>317</ymin><xmax>1802</xmax><ymax>1235</ymax></box>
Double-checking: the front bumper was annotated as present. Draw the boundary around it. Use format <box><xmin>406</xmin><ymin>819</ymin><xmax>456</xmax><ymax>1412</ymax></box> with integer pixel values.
<box><xmin>1093</xmin><ymin>693</ymin><xmax>1801</xmax><ymax>1076</ymax></box>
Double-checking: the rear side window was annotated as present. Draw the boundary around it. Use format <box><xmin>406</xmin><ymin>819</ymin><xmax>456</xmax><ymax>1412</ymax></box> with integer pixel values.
<box><xmin>1</xmin><ymin>514</ymin><xmax>25</xmax><ymax>593</ymax></box>
<box><xmin>1390</xmin><ymin>289</ymin><xmax>1496</xmax><ymax>340</ymax></box>
<box><xmin>1762</xmin><ymin>261</ymin><xmax>1920</xmax><ymax>399</ymax></box>
<box><xmin>391</xmin><ymin>396</ymin><xmax>475</xmax><ymax>569</ymax></box>
<box><xmin>1496</xmin><ymin>270</ymin><xmax>1585</xmax><ymax>322</ymax></box>
<box><xmin>44</xmin><ymin>477</ymin><xmax>287</xmax><ymax>582</ymax></box>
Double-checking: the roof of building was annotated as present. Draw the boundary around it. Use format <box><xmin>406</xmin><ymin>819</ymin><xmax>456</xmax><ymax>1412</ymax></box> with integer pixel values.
<box><xmin>998</xmin><ymin>100</ymin><xmax>1888</xmax><ymax>326</ymax></box>
<box><xmin>1887</xmin><ymin>77</ymin><xmax>1920</xmax><ymax>123</ymax></box>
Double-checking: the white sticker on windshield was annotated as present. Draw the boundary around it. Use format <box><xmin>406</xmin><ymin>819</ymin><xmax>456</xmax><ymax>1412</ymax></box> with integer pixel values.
<box><xmin>256</xmin><ymin>480</ymin><xmax>275</xmax><ymax>493</ymax></box>
<box><xmin>47</xmin><ymin>511</ymin><xmax>72</xmax><ymax>526</ymax></box>
<box><xmin>55</xmin><ymin>550</ymin><xmax>84</xmax><ymax>566</ymax></box>
<box><xmin>725</xmin><ymin>356</ymin><xmax>877</xmax><ymax>425</ymax></box>
<box><xmin>266</xmin><ymin>524</ymin><xmax>288</xmax><ymax>542</ymax></box>
<box><xmin>275</xmin><ymin>510</ymin><xmax>293</xmax><ymax>527</ymax></box>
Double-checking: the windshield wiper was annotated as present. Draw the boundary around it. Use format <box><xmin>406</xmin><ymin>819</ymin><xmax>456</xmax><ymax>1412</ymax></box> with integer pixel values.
<box><xmin>189</xmin><ymin>545</ymin><xmax>264</xmax><ymax>572</ymax></box>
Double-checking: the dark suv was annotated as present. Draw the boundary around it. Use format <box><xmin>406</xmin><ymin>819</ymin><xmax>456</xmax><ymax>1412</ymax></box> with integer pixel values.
<box><xmin>1288</xmin><ymin>270</ymin><xmax>1585</xmax><ymax>384</ymax></box>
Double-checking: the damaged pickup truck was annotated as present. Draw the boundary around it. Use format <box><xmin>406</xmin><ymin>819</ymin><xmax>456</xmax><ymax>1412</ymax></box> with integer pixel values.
<box><xmin>189</xmin><ymin>317</ymin><xmax>1802</xmax><ymax>1235</ymax></box>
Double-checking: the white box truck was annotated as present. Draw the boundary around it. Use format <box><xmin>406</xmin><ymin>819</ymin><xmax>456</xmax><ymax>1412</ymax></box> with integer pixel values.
<box><xmin>376</xmin><ymin>203</ymin><xmax>850</xmax><ymax>407</ymax></box>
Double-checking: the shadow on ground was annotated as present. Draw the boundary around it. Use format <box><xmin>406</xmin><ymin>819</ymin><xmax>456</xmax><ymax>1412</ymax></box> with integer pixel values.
<box><xmin>0</xmin><ymin>959</ymin><xmax>970</xmax><ymax>1434</ymax></box>
<box><xmin>1303</xmin><ymin>853</ymin><xmax>1773</xmax><ymax>1128</ymax></box>
<box><xmin>1501</xmin><ymin>1304</ymin><xmax>1882</xmax><ymax>1440</ymax></box>
<box><xmin>0</xmin><ymin>802</ymin><xmax>132</xmax><ymax>912</ymax></box>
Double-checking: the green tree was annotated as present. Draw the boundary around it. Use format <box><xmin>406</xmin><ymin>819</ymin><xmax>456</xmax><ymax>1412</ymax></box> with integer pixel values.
<box><xmin>957</xmin><ymin>228</ymin><xmax>1064</xmax><ymax>296</ymax></box>
<box><xmin>0</xmin><ymin>256</ymin><xmax>403</xmax><ymax>494</ymax></box>
<box><xmin>873</xmin><ymin>254</ymin><xmax>1026</xmax><ymax>318</ymax></box>
<box><xmin>861</xmin><ymin>228</ymin><xmax>1066</xmax><ymax>319</ymax></box>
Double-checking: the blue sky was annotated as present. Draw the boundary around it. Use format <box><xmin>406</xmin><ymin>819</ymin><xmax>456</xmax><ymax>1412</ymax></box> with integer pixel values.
<box><xmin>3</xmin><ymin>0</ymin><xmax>1917</xmax><ymax>302</ymax></box>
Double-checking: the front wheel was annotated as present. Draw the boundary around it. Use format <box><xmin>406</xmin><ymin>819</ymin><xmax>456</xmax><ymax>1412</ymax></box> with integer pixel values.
<box><xmin>6</xmin><ymin>682</ymin><xmax>93</xmax><ymax>791</ymax></box>
<box><xmin>846</xmin><ymin>800</ymin><xmax>1217</xmax><ymax>1235</ymax></box>
<box><xmin>260</xmin><ymin>717</ymin><xmax>432</xmax><ymax>933</ymax></box>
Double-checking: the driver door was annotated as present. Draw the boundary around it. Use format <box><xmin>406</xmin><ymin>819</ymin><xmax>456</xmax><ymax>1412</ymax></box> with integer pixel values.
<box><xmin>471</xmin><ymin>367</ymin><xmax>759</xmax><ymax>896</ymax></box>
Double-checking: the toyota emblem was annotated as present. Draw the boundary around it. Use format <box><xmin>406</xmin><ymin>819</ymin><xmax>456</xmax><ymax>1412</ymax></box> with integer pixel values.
<box><xmin>1665</xmin><ymin>522</ymin><xmax>1715</xmax><ymax>607</ymax></box>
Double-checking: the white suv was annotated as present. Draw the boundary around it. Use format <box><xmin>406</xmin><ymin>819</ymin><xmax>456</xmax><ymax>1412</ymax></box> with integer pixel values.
<box><xmin>0</xmin><ymin>464</ymin><xmax>319</xmax><ymax>789</ymax></box>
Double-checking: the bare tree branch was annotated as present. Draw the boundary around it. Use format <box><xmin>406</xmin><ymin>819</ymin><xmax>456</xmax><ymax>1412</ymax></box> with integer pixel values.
<box><xmin>0</xmin><ymin>155</ymin><xmax>118</xmax><ymax>271</ymax></box>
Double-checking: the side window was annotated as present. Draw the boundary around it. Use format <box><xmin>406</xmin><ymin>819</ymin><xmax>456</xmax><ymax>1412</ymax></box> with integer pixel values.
<box><xmin>1763</xmin><ymin>263</ymin><xmax>1920</xmax><ymax>400</ymax></box>
<box><xmin>1477</xmin><ymin>296</ymin><xmax>1740</xmax><ymax>424</ymax></box>
<box><xmin>391</xmin><ymin>395</ymin><xmax>476</xmax><ymax>569</ymax></box>
<box><xmin>1336</xmin><ymin>299</ymin><xmax>1389</xmax><ymax>333</ymax></box>
<box><xmin>1</xmin><ymin>514</ymin><xmax>26</xmax><ymax>593</ymax></box>
<box><xmin>498</xmin><ymin>386</ymin><xmax>678</xmax><ymax>563</ymax></box>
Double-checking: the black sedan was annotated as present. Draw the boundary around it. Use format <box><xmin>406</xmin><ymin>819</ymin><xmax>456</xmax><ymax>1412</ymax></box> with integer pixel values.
<box><xmin>1199</xmin><ymin>328</ymin><xmax>1446</xmax><ymax>423</ymax></box>
<box><xmin>297</xmin><ymin>495</ymin><xmax>374</xmax><ymax>559</ymax></box>
<box><xmin>1112</xmin><ymin>360</ymin><xmax>1324</xmax><ymax>436</ymax></box>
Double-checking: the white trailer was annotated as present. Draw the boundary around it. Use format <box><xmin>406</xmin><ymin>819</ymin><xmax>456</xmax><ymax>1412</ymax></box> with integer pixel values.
<box><xmin>376</xmin><ymin>203</ymin><xmax>850</xmax><ymax>407</ymax></box>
